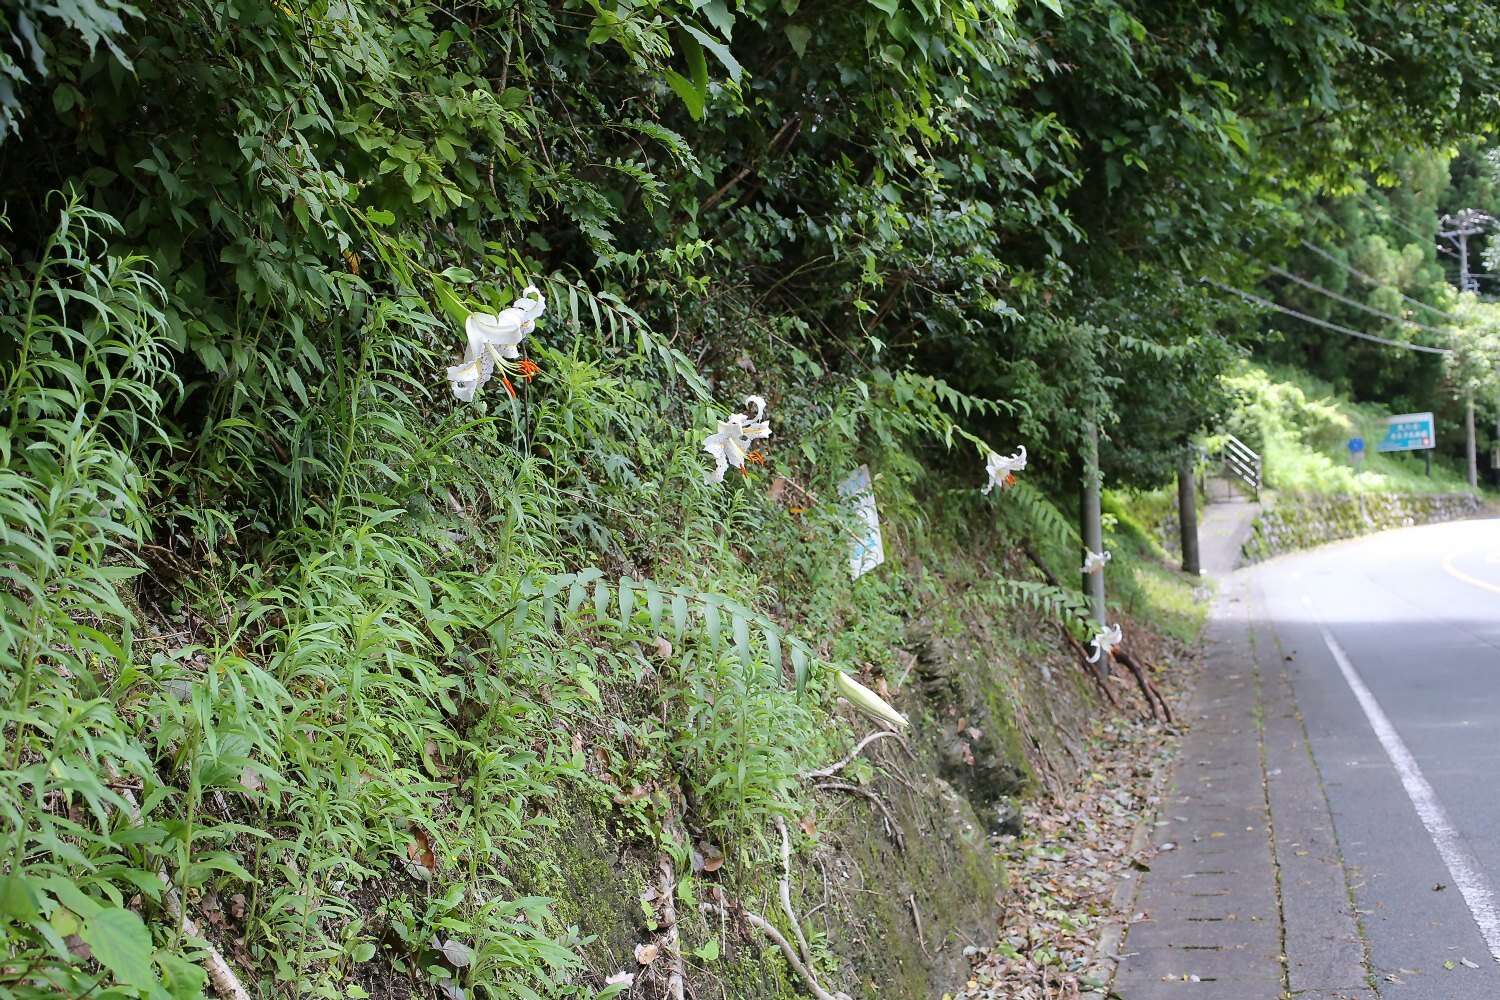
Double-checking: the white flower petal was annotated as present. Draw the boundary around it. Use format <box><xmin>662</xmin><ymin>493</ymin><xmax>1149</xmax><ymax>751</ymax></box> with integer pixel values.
<box><xmin>982</xmin><ymin>445</ymin><xmax>1027</xmax><ymax>493</ymax></box>
<box><xmin>1088</xmin><ymin>623</ymin><xmax>1123</xmax><ymax>662</ymax></box>
<box><xmin>746</xmin><ymin>394</ymin><xmax>767</xmax><ymax>420</ymax></box>
<box><xmin>467</xmin><ymin>311</ymin><xmax>520</xmax><ymax>341</ymax></box>
<box><xmin>516</xmin><ymin>287</ymin><xmax>546</xmax><ymax>321</ymax></box>
<box><xmin>1082</xmin><ymin>549</ymin><xmax>1112</xmax><ymax>574</ymax></box>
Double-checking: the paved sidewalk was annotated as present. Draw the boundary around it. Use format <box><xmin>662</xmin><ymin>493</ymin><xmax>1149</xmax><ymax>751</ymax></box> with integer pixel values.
<box><xmin>1112</xmin><ymin>502</ymin><xmax>1375</xmax><ymax>999</ymax></box>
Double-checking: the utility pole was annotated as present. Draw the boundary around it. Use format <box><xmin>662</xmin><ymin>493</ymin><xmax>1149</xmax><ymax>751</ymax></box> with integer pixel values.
<box><xmin>1439</xmin><ymin>209</ymin><xmax>1492</xmax><ymax>294</ymax></box>
<box><xmin>1080</xmin><ymin>422</ymin><xmax>1106</xmax><ymax>629</ymax></box>
<box><xmin>1177</xmin><ymin>447</ymin><xmax>1201</xmax><ymax>576</ymax></box>
<box><xmin>1467</xmin><ymin>393</ymin><xmax>1478</xmax><ymax>490</ymax></box>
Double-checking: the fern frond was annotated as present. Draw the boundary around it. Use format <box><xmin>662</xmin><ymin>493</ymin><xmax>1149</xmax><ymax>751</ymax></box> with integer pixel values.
<box><xmin>516</xmin><ymin>569</ymin><xmax>826</xmax><ymax>691</ymax></box>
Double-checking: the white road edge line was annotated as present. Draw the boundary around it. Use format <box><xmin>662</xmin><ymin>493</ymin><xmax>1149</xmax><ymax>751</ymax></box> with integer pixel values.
<box><xmin>1320</xmin><ymin>626</ymin><xmax>1500</xmax><ymax>964</ymax></box>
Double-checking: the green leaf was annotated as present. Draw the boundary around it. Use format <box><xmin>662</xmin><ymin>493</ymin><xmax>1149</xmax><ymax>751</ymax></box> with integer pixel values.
<box><xmin>645</xmin><ymin>582</ymin><xmax>664</xmax><ymax>628</ymax></box>
<box><xmin>732</xmin><ymin>613</ymin><xmax>750</xmax><ymax>667</ymax></box>
<box><xmin>784</xmin><ymin>25</ymin><xmax>811</xmax><ymax>58</ymax></box>
<box><xmin>790</xmin><ymin>645</ymin><xmax>809</xmax><ymax>691</ymax></box>
<box><xmin>0</xmin><ymin>875</ymin><xmax>40</xmax><ymax>924</ymax></box>
<box><xmin>683</xmin><ymin>25</ymin><xmax>742</xmax><ymax>83</ymax></box>
<box><xmin>685</xmin><ymin>34</ymin><xmax>709</xmax><ymax>97</ymax></box>
<box><xmin>158</xmin><ymin>952</ymin><xmax>208</xmax><ymax>1000</ymax></box>
<box><xmin>80</xmin><ymin>907</ymin><xmax>156</xmax><ymax>989</ymax></box>
<box><xmin>365</xmin><ymin>208</ymin><xmax>396</xmax><ymax>226</ymax></box>
<box><xmin>594</xmin><ymin>580</ymin><xmax>610</xmax><ymax>622</ymax></box>
<box><xmin>664</xmin><ymin>69</ymin><xmax>705</xmax><ymax>121</ymax></box>
<box><xmin>619</xmin><ymin>577</ymin><xmax>635</xmax><ymax>628</ymax></box>
<box><xmin>702</xmin><ymin>0</ymin><xmax>734</xmax><ymax>37</ymax></box>
<box><xmin>53</xmin><ymin>84</ymin><xmax>80</xmax><ymax>114</ymax></box>
<box><xmin>1038</xmin><ymin>0</ymin><xmax>1063</xmax><ymax>14</ymax></box>
<box><xmin>671</xmin><ymin>594</ymin><xmax>689</xmax><ymax>641</ymax></box>
<box><xmin>763</xmin><ymin>627</ymin><xmax>782</xmax><ymax>676</ymax></box>
<box><xmin>704</xmin><ymin>601</ymin><xmax>722</xmax><ymax>653</ymax></box>
<box><xmin>692</xmin><ymin>937</ymin><xmax>720</xmax><ymax>961</ymax></box>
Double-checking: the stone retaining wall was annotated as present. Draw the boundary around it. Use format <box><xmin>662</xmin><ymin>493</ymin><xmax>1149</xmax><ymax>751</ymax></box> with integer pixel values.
<box><xmin>1242</xmin><ymin>492</ymin><xmax>1481</xmax><ymax>563</ymax></box>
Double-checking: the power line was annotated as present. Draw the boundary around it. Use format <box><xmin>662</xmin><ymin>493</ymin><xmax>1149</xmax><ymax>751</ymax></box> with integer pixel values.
<box><xmin>1299</xmin><ymin>240</ymin><xmax>1456</xmax><ymax>323</ymax></box>
<box><xmin>1267</xmin><ymin>265</ymin><xmax>1449</xmax><ymax>334</ymax></box>
<box><xmin>1202</xmin><ymin>279</ymin><xmax>1452</xmax><ymax>355</ymax></box>
<box><xmin>1351</xmin><ymin>192</ymin><xmax>1457</xmax><ymax>257</ymax></box>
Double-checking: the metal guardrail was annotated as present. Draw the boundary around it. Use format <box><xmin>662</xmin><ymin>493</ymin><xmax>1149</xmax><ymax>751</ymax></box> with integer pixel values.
<box><xmin>1218</xmin><ymin>433</ymin><xmax>1262</xmax><ymax>500</ymax></box>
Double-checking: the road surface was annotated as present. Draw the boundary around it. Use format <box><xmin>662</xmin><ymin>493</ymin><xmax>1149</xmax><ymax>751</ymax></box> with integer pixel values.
<box><xmin>1115</xmin><ymin>517</ymin><xmax>1500</xmax><ymax>999</ymax></box>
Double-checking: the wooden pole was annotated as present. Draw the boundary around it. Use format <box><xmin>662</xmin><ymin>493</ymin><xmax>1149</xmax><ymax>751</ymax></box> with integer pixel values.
<box><xmin>1178</xmin><ymin>448</ymin><xmax>1201</xmax><ymax>576</ymax></box>
<box><xmin>1080</xmin><ymin>423</ymin><xmax>1106</xmax><ymax>627</ymax></box>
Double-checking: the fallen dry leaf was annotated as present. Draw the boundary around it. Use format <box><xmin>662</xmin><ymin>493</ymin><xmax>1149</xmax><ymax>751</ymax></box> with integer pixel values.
<box><xmin>634</xmin><ymin>942</ymin><xmax>659</xmax><ymax>965</ymax></box>
<box><xmin>955</xmin><ymin>714</ymin><xmax>1181</xmax><ymax>1000</ymax></box>
<box><xmin>407</xmin><ymin>826</ymin><xmax>437</xmax><ymax>877</ymax></box>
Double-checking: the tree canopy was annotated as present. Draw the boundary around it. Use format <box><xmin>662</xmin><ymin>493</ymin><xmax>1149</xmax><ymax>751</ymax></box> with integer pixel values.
<box><xmin>4</xmin><ymin>0</ymin><xmax>1499</xmax><ymax>502</ymax></box>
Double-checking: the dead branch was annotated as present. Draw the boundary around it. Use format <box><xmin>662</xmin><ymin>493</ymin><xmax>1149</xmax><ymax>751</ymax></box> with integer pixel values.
<box><xmin>105</xmin><ymin>767</ymin><xmax>250</xmax><ymax>1000</ymax></box>
<box><xmin>813</xmin><ymin>780</ymin><xmax>905</xmax><ymax>852</ymax></box>
<box><xmin>699</xmin><ymin>115</ymin><xmax>802</xmax><ymax>213</ymax></box>
<box><xmin>907</xmin><ymin>894</ymin><xmax>930</xmax><ymax>958</ymax></box>
<box><xmin>801</xmin><ymin>730</ymin><xmax>909</xmax><ymax>780</ymax></box>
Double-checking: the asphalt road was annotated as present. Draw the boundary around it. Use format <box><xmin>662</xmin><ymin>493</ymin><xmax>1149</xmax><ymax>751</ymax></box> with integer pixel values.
<box><xmin>1115</xmin><ymin>516</ymin><xmax>1500</xmax><ymax>999</ymax></box>
<box><xmin>1257</xmin><ymin>518</ymin><xmax>1500</xmax><ymax>995</ymax></box>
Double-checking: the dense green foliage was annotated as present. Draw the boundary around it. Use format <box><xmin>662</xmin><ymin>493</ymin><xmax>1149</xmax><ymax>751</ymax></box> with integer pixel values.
<box><xmin>1255</xmin><ymin>143</ymin><xmax>1500</xmax><ymax>469</ymax></box>
<box><xmin>5</xmin><ymin>1</ymin><xmax>1500</xmax><ymax>997</ymax></box>
<box><xmin>1224</xmin><ymin>362</ymin><xmax>1471</xmax><ymax>494</ymax></box>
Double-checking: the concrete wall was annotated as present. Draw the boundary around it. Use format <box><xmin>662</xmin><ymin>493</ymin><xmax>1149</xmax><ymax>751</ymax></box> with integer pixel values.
<box><xmin>1242</xmin><ymin>492</ymin><xmax>1482</xmax><ymax>563</ymax></box>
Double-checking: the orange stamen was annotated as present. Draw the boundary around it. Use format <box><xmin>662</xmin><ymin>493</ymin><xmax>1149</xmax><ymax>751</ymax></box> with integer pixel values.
<box><xmin>501</xmin><ymin>375</ymin><xmax>517</xmax><ymax>399</ymax></box>
<box><xmin>517</xmin><ymin>358</ymin><xmax>541</xmax><ymax>381</ymax></box>
<box><xmin>746</xmin><ymin>450</ymin><xmax>766</xmax><ymax>465</ymax></box>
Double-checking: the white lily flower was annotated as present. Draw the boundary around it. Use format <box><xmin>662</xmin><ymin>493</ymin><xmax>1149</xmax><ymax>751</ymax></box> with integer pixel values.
<box><xmin>1082</xmin><ymin>549</ymin><xmax>1112</xmax><ymax>575</ymax></box>
<box><xmin>605</xmin><ymin>971</ymin><xmax>635</xmax><ymax>988</ymax></box>
<box><xmin>834</xmin><ymin>671</ymin><xmax>909</xmax><ymax>730</ymax></box>
<box><xmin>981</xmin><ymin>446</ymin><xmax>1027</xmax><ymax>495</ymax></box>
<box><xmin>703</xmin><ymin>394</ymin><xmax>772</xmax><ymax>484</ymax></box>
<box><xmin>1087</xmin><ymin>623</ymin><xmax>1123</xmax><ymax>663</ymax></box>
<box><xmin>446</xmin><ymin>285</ymin><xmax>547</xmax><ymax>401</ymax></box>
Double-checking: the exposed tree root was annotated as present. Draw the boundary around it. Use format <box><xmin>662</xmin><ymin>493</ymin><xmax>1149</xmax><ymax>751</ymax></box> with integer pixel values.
<box><xmin>801</xmin><ymin>729</ymin><xmax>909</xmax><ymax>780</ymax></box>
<box><xmin>700</xmin><ymin>901</ymin><xmax>850</xmax><ymax>1000</ymax></box>
<box><xmin>774</xmin><ymin>818</ymin><xmax>815</xmax><ymax>971</ymax></box>
<box><xmin>656</xmin><ymin>855</ymin><xmax>685</xmax><ymax>1000</ymax></box>
<box><xmin>813</xmin><ymin>780</ymin><xmax>905</xmax><ymax>852</ymax></box>
<box><xmin>1115</xmin><ymin>646</ymin><xmax>1173</xmax><ymax>723</ymax></box>
<box><xmin>1060</xmin><ymin>626</ymin><xmax>1120</xmax><ymax>709</ymax></box>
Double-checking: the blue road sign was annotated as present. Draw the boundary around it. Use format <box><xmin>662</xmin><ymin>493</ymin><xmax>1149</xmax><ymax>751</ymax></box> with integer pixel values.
<box><xmin>1375</xmin><ymin>412</ymin><xmax>1435</xmax><ymax>453</ymax></box>
<box><xmin>1348</xmin><ymin>437</ymin><xmax>1365</xmax><ymax>454</ymax></box>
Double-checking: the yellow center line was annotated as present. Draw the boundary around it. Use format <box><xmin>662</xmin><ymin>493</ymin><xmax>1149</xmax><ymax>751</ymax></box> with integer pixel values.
<box><xmin>1440</xmin><ymin>548</ymin><xmax>1500</xmax><ymax>597</ymax></box>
